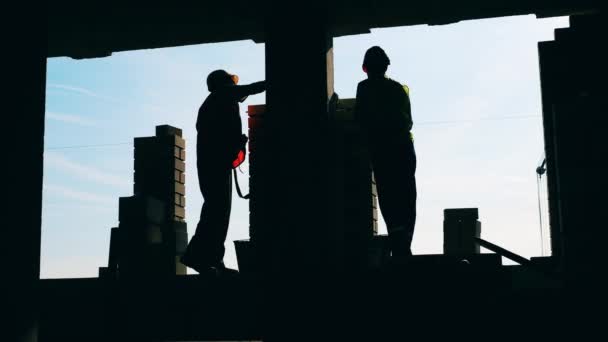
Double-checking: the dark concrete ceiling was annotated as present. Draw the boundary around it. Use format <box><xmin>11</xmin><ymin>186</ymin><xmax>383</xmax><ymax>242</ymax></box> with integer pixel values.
<box><xmin>48</xmin><ymin>0</ymin><xmax>599</xmax><ymax>59</ymax></box>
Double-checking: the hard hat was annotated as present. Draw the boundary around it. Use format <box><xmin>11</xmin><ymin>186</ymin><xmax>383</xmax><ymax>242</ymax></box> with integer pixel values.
<box><xmin>231</xmin><ymin>74</ymin><xmax>239</xmax><ymax>85</ymax></box>
<box><xmin>207</xmin><ymin>69</ymin><xmax>237</xmax><ymax>92</ymax></box>
<box><xmin>363</xmin><ymin>46</ymin><xmax>390</xmax><ymax>73</ymax></box>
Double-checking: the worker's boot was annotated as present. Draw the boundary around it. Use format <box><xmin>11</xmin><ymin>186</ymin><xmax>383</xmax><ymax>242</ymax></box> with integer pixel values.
<box><xmin>215</xmin><ymin>262</ymin><xmax>239</xmax><ymax>277</ymax></box>
<box><xmin>181</xmin><ymin>257</ymin><xmax>239</xmax><ymax>277</ymax></box>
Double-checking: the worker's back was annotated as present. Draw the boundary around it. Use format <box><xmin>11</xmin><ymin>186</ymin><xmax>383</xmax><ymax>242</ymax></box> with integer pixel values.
<box><xmin>196</xmin><ymin>87</ymin><xmax>243</xmax><ymax>166</ymax></box>
<box><xmin>355</xmin><ymin>77</ymin><xmax>412</xmax><ymax>147</ymax></box>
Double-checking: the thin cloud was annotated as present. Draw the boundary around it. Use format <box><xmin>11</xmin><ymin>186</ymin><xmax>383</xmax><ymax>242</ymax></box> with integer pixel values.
<box><xmin>47</xmin><ymin>82</ymin><xmax>165</xmax><ymax>113</ymax></box>
<box><xmin>43</xmin><ymin>202</ymin><xmax>114</xmax><ymax>213</ymax></box>
<box><xmin>47</xmin><ymin>83</ymin><xmax>118</xmax><ymax>103</ymax></box>
<box><xmin>46</xmin><ymin>111</ymin><xmax>97</xmax><ymax>127</ymax></box>
<box><xmin>43</xmin><ymin>184</ymin><xmax>115</xmax><ymax>205</ymax></box>
<box><xmin>45</xmin><ymin>152</ymin><xmax>131</xmax><ymax>189</ymax></box>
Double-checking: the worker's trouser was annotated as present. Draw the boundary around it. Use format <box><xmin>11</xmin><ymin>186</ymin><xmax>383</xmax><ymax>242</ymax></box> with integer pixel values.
<box><xmin>371</xmin><ymin>138</ymin><xmax>417</xmax><ymax>257</ymax></box>
<box><xmin>186</xmin><ymin>157</ymin><xmax>233</xmax><ymax>267</ymax></box>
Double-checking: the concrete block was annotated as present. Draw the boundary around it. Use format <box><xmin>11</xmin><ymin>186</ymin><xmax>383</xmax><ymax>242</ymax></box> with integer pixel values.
<box><xmin>134</xmin><ymin>169</ymin><xmax>172</xmax><ymax>183</ymax></box>
<box><xmin>156</xmin><ymin>125</ymin><xmax>183</xmax><ymax>137</ymax></box>
<box><xmin>175</xmin><ymin>159</ymin><xmax>186</xmax><ymax>172</ymax></box>
<box><xmin>174</xmin><ymin>194</ymin><xmax>186</xmax><ymax>207</ymax></box>
<box><xmin>175</xmin><ymin>182</ymin><xmax>185</xmax><ymax>195</ymax></box>
<box><xmin>174</xmin><ymin>135</ymin><xmax>186</xmax><ymax>149</ymax></box>
<box><xmin>108</xmin><ymin>227</ymin><xmax>121</xmax><ymax>268</ymax></box>
<box><xmin>146</xmin><ymin>224</ymin><xmax>163</xmax><ymax>244</ymax></box>
<box><xmin>444</xmin><ymin>208</ymin><xmax>479</xmax><ymax>221</ymax></box>
<box><xmin>247</xmin><ymin>104</ymin><xmax>266</xmax><ymax>117</ymax></box>
<box><xmin>119</xmin><ymin>196</ymin><xmax>165</xmax><ymax>224</ymax></box>
<box><xmin>180</xmin><ymin>149</ymin><xmax>186</xmax><ymax>161</ymax></box>
<box><xmin>174</xmin><ymin>170</ymin><xmax>185</xmax><ymax>184</ymax></box>
<box><xmin>134</xmin><ymin>145</ymin><xmax>172</xmax><ymax>161</ymax></box>
<box><xmin>175</xmin><ymin>256</ymin><xmax>187</xmax><ymax>275</ymax></box>
<box><xmin>134</xmin><ymin>136</ymin><xmax>157</xmax><ymax>150</ymax></box>
<box><xmin>174</xmin><ymin>205</ymin><xmax>185</xmax><ymax>219</ymax></box>
<box><xmin>174</xmin><ymin>146</ymin><xmax>181</xmax><ymax>159</ymax></box>
<box><xmin>443</xmin><ymin>208</ymin><xmax>482</xmax><ymax>255</ymax></box>
<box><xmin>175</xmin><ymin>231</ymin><xmax>188</xmax><ymax>255</ymax></box>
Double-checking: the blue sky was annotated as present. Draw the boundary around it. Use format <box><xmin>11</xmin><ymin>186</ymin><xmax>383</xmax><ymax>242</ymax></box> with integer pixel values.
<box><xmin>41</xmin><ymin>15</ymin><xmax>567</xmax><ymax>278</ymax></box>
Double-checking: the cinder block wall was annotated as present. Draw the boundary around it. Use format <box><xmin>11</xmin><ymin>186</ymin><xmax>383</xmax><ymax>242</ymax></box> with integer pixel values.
<box><xmin>100</xmin><ymin>125</ymin><xmax>188</xmax><ymax>278</ymax></box>
<box><xmin>245</xmin><ymin>102</ymin><xmax>378</xmax><ymax>269</ymax></box>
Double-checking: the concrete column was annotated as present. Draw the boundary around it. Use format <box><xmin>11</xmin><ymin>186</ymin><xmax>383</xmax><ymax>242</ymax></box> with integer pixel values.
<box><xmin>7</xmin><ymin>20</ymin><xmax>46</xmax><ymax>342</ymax></box>
<box><xmin>261</xmin><ymin>12</ymin><xmax>338</xmax><ymax>274</ymax></box>
<box><xmin>538</xmin><ymin>13</ymin><xmax>606</xmax><ymax>289</ymax></box>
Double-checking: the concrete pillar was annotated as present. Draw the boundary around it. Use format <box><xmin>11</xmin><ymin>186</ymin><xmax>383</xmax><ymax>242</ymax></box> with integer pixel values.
<box><xmin>7</xmin><ymin>17</ymin><xmax>46</xmax><ymax>342</ymax></box>
<box><xmin>261</xmin><ymin>14</ymin><xmax>339</xmax><ymax>274</ymax></box>
<box><xmin>538</xmin><ymin>13</ymin><xmax>606</xmax><ymax>289</ymax></box>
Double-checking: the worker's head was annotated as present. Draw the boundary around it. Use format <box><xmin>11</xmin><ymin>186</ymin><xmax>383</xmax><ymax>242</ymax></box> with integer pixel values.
<box><xmin>207</xmin><ymin>70</ymin><xmax>239</xmax><ymax>92</ymax></box>
<box><xmin>362</xmin><ymin>46</ymin><xmax>390</xmax><ymax>76</ymax></box>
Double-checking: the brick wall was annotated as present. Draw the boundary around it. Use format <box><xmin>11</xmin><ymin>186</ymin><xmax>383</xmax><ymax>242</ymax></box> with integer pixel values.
<box><xmin>100</xmin><ymin>125</ymin><xmax>188</xmax><ymax>279</ymax></box>
<box><xmin>242</xmin><ymin>101</ymin><xmax>378</xmax><ymax>269</ymax></box>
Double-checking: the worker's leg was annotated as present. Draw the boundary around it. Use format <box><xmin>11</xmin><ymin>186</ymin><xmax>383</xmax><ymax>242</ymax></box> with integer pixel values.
<box><xmin>183</xmin><ymin>160</ymin><xmax>232</xmax><ymax>269</ymax></box>
<box><xmin>373</xmin><ymin>140</ymin><xmax>417</xmax><ymax>258</ymax></box>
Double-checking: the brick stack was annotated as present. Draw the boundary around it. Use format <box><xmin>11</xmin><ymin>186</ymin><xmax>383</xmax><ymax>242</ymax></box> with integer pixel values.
<box><xmin>100</xmin><ymin>125</ymin><xmax>188</xmax><ymax>279</ymax></box>
<box><xmin>235</xmin><ymin>101</ymin><xmax>381</xmax><ymax>271</ymax></box>
<box><xmin>335</xmin><ymin>99</ymin><xmax>378</xmax><ymax>239</ymax></box>
<box><xmin>335</xmin><ymin>98</ymin><xmax>382</xmax><ymax>268</ymax></box>
<box><xmin>246</xmin><ymin>105</ymin><xmax>269</xmax><ymax>245</ymax></box>
<box><xmin>371</xmin><ymin>174</ymin><xmax>379</xmax><ymax>235</ymax></box>
<box><xmin>443</xmin><ymin>208</ymin><xmax>481</xmax><ymax>255</ymax></box>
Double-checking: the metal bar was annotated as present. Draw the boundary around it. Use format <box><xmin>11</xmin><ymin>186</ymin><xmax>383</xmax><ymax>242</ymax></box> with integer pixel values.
<box><xmin>474</xmin><ymin>237</ymin><xmax>532</xmax><ymax>266</ymax></box>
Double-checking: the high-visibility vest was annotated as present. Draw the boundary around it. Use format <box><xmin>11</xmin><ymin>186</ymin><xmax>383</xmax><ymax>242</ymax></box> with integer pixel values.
<box><xmin>402</xmin><ymin>84</ymin><xmax>414</xmax><ymax>142</ymax></box>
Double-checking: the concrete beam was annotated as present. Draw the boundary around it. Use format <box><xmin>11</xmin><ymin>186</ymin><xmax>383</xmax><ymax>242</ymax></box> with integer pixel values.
<box><xmin>46</xmin><ymin>1</ymin><xmax>600</xmax><ymax>58</ymax></box>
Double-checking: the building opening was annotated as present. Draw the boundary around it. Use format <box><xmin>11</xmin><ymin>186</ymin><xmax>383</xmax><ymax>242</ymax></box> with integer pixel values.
<box><xmin>41</xmin><ymin>15</ymin><xmax>567</xmax><ymax>279</ymax></box>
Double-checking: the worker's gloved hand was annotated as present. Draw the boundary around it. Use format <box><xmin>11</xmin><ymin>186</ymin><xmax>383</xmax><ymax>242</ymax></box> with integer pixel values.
<box><xmin>232</xmin><ymin>134</ymin><xmax>248</xmax><ymax>169</ymax></box>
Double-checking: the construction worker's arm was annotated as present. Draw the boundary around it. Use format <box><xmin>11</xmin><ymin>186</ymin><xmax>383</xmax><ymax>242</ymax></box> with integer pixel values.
<box><xmin>228</xmin><ymin>81</ymin><xmax>267</xmax><ymax>102</ymax></box>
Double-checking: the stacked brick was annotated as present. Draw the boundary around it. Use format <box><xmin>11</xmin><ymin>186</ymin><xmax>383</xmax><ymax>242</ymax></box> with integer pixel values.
<box><xmin>334</xmin><ymin>99</ymin><xmax>378</xmax><ymax>241</ymax></box>
<box><xmin>246</xmin><ymin>105</ymin><xmax>270</xmax><ymax>245</ymax></box>
<box><xmin>443</xmin><ymin>208</ymin><xmax>481</xmax><ymax>255</ymax></box>
<box><xmin>236</xmin><ymin>101</ymin><xmax>380</xmax><ymax>270</ymax></box>
<box><xmin>99</xmin><ymin>125</ymin><xmax>188</xmax><ymax>279</ymax></box>
<box><xmin>371</xmin><ymin>174</ymin><xmax>378</xmax><ymax>235</ymax></box>
<box><xmin>334</xmin><ymin>98</ymin><xmax>381</xmax><ymax>267</ymax></box>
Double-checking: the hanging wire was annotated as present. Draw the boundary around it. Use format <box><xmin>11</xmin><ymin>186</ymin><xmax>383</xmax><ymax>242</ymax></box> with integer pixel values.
<box><xmin>45</xmin><ymin>142</ymin><xmax>131</xmax><ymax>150</ymax></box>
<box><xmin>536</xmin><ymin>157</ymin><xmax>547</xmax><ymax>256</ymax></box>
<box><xmin>536</xmin><ymin>173</ymin><xmax>545</xmax><ymax>256</ymax></box>
<box><xmin>42</xmin><ymin>115</ymin><xmax>540</xmax><ymax>151</ymax></box>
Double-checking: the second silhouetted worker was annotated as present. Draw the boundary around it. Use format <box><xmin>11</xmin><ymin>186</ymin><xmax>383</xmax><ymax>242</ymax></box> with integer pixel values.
<box><xmin>355</xmin><ymin>46</ymin><xmax>417</xmax><ymax>259</ymax></box>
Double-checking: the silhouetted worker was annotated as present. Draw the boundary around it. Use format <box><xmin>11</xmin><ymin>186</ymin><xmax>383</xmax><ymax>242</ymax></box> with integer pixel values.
<box><xmin>181</xmin><ymin>70</ymin><xmax>266</xmax><ymax>275</ymax></box>
<box><xmin>354</xmin><ymin>46</ymin><xmax>417</xmax><ymax>259</ymax></box>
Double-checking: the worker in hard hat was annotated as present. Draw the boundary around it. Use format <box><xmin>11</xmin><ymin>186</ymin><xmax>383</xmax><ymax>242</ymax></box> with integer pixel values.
<box><xmin>181</xmin><ymin>69</ymin><xmax>266</xmax><ymax>276</ymax></box>
<box><xmin>354</xmin><ymin>46</ymin><xmax>417</xmax><ymax>260</ymax></box>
